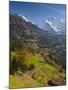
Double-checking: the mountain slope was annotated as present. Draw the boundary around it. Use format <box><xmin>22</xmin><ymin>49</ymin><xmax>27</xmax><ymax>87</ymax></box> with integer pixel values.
<box><xmin>9</xmin><ymin>14</ymin><xmax>66</xmax><ymax>88</ymax></box>
<box><xmin>10</xmin><ymin>14</ymin><xmax>48</xmax><ymax>40</ymax></box>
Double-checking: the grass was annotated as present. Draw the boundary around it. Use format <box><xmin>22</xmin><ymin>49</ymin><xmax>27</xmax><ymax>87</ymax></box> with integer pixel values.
<box><xmin>10</xmin><ymin>51</ymin><xmax>65</xmax><ymax>88</ymax></box>
<box><xmin>25</xmin><ymin>53</ymin><xmax>44</xmax><ymax>65</ymax></box>
<box><xmin>10</xmin><ymin>74</ymin><xmax>45</xmax><ymax>89</ymax></box>
<box><xmin>9</xmin><ymin>75</ymin><xmax>26</xmax><ymax>89</ymax></box>
<box><xmin>43</xmin><ymin>63</ymin><xmax>56</xmax><ymax>71</ymax></box>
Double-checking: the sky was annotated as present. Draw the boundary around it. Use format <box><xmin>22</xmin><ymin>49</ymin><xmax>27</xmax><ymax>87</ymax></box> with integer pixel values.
<box><xmin>9</xmin><ymin>1</ymin><xmax>66</xmax><ymax>28</ymax></box>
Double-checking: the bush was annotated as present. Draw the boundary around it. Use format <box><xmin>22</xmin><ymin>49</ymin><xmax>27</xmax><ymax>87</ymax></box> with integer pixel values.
<box><xmin>28</xmin><ymin>64</ymin><xmax>35</xmax><ymax>71</ymax></box>
<box><xmin>10</xmin><ymin>52</ymin><xmax>27</xmax><ymax>75</ymax></box>
<box><xmin>10</xmin><ymin>56</ymin><xmax>18</xmax><ymax>75</ymax></box>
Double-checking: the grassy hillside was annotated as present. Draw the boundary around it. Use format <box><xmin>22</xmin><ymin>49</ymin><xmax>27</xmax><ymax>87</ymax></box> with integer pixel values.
<box><xmin>10</xmin><ymin>50</ymin><xmax>66</xmax><ymax>89</ymax></box>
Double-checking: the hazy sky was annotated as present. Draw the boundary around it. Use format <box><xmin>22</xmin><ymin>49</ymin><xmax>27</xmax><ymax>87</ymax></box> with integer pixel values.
<box><xmin>9</xmin><ymin>1</ymin><xmax>66</xmax><ymax>28</ymax></box>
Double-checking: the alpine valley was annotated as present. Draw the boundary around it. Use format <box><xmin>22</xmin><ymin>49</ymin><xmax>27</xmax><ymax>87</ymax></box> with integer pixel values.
<box><xmin>10</xmin><ymin>14</ymin><xmax>66</xmax><ymax>88</ymax></box>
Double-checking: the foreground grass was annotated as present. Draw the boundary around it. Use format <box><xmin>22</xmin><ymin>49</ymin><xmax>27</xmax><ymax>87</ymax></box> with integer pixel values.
<box><xmin>9</xmin><ymin>75</ymin><xmax>27</xmax><ymax>89</ymax></box>
<box><xmin>9</xmin><ymin>74</ymin><xmax>45</xmax><ymax>89</ymax></box>
<box><xmin>10</xmin><ymin>52</ymin><xmax>65</xmax><ymax>88</ymax></box>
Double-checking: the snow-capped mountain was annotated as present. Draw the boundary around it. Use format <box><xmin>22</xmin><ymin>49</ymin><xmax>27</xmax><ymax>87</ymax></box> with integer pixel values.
<box><xmin>44</xmin><ymin>17</ymin><xmax>65</xmax><ymax>34</ymax></box>
<box><xmin>18</xmin><ymin>14</ymin><xmax>29</xmax><ymax>22</ymax></box>
<box><xmin>18</xmin><ymin>14</ymin><xmax>65</xmax><ymax>35</ymax></box>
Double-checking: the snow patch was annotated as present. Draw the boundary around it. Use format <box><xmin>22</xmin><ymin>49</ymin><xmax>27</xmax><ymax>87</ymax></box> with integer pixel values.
<box><xmin>18</xmin><ymin>14</ymin><xmax>29</xmax><ymax>22</ymax></box>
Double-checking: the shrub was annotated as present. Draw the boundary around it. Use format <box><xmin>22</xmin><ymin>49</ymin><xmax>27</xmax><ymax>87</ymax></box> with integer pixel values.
<box><xmin>10</xmin><ymin>52</ymin><xmax>27</xmax><ymax>75</ymax></box>
<box><xmin>28</xmin><ymin>64</ymin><xmax>35</xmax><ymax>71</ymax></box>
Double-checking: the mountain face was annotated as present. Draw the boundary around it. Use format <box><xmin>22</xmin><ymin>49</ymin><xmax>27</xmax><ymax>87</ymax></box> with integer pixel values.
<box><xmin>44</xmin><ymin>22</ymin><xmax>56</xmax><ymax>34</ymax></box>
<box><xmin>43</xmin><ymin>17</ymin><xmax>65</xmax><ymax>34</ymax></box>
<box><xmin>10</xmin><ymin>14</ymin><xmax>48</xmax><ymax>40</ymax></box>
